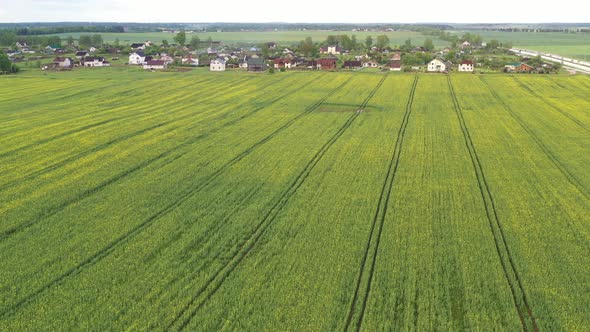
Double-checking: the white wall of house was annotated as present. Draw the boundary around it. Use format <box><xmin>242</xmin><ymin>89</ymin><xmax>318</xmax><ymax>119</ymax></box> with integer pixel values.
<box><xmin>210</xmin><ymin>60</ymin><xmax>226</xmax><ymax>71</ymax></box>
<box><xmin>458</xmin><ymin>63</ymin><xmax>474</xmax><ymax>72</ymax></box>
<box><xmin>129</xmin><ymin>53</ymin><xmax>145</xmax><ymax>65</ymax></box>
<box><xmin>428</xmin><ymin>59</ymin><xmax>447</xmax><ymax>72</ymax></box>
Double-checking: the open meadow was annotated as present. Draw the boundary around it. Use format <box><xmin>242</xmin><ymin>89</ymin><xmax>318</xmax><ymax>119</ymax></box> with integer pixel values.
<box><xmin>0</xmin><ymin>70</ymin><xmax>589</xmax><ymax>330</ymax></box>
<box><xmin>47</xmin><ymin>30</ymin><xmax>447</xmax><ymax>47</ymax></box>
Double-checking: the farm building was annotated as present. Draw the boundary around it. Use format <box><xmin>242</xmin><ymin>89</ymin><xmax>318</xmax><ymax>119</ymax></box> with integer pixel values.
<box><xmin>317</xmin><ymin>58</ymin><xmax>337</xmax><ymax>70</ymax></box>
<box><xmin>52</xmin><ymin>57</ymin><xmax>74</xmax><ymax>69</ymax></box>
<box><xmin>129</xmin><ymin>52</ymin><xmax>146</xmax><ymax>65</ymax></box>
<box><xmin>389</xmin><ymin>60</ymin><xmax>402</xmax><ymax>71</ymax></box>
<box><xmin>428</xmin><ymin>58</ymin><xmax>451</xmax><ymax>72</ymax></box>
<box><xmin>82</xmin><ymin>57</ymin><xmax>110</xmax><ymax>67</ymax></box>
<box><xmin>210</xmin><ymin>58</ymin><xmax>226</xmax><ymax>71</ymax></box>
<box><xmin>75</xmin><ymin>51</ymin><xmax>90</xmax><ymax>59</ymax></box>
<box><xmin>342</xmin><ymin>60</ymin><xmax>362</xmax><ymax>69</ymax></box>
<box><xmin>461</xmin><ymin>41</ymin><xmax>471</xmax><ymax>49</ymax></box>
<box><xmin>458</xmin><ymin>60</ymin><xmax>474</xmax><ymax>72</ymax></box>
<box><xmin>159</xmin><ymin>55</ymin><xmax>175</xmax><ymax>65</ymax></box>
<box><xmin>247</xmin><ymin>57</ymin><xmax>267</xmax><ymax>71</ymax></box>
<box><xmin>143</xmin><ymin>60</ymin><xmax>167</xmax><ymax>70</ymax></box>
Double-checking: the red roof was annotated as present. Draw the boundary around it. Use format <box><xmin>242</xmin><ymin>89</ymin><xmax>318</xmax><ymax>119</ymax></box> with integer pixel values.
<box><xmin>460</xmin><ymin>60</ymin><xmax>474</xmax><ymax>65</ymax></box>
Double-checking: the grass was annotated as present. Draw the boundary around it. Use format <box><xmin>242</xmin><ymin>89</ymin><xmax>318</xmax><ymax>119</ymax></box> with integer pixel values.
<box><xmin>0</xmin><ymin>69</ymin><xmax>588</xmax><ymax>330</ymax></box>
<box><xmin>451</xmin><ymin>30</ymin><xmax>590</xmax><ymax>60</ymax></box>
<box><xmin>44</xmin><ymin>30</ymin><xmax>448</xmax><ymax>47</ymax></box>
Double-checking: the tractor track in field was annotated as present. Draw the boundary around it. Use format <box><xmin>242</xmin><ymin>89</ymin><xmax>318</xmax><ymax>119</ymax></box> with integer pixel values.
<box><xmin>0</xmin><ymin>74</ymin><xmax>346</xmax><ymax>318</ymax></box>
<box><xmin>0</xmin><ymin>74</ymin><xmax>319</xmax><ymax>242</ymax></box>
<box><xmin>168</xmin><ymin>74</ymin><xmax>387</xmax><ymax>331</ymax></box>
<box><xmin>344</xmin><ymin>75</ymin><xmax>418</xmax><ymax>332</ymax></box>
<box><xmin>448</xmin><ymin>77</ymin><xmax>539</xmax><ymax>332</ymax></box>
<box><xmin>513</xmin><ymin>76</ymin><xmax>590</xmax><ymax>135</ymax></box>
<box><xmin>0</xmin><ymin>75</ymin><xmax>290</xmax><ymax>191</ymax></box>
<box><xmin>0</xmin><ymin>79</ymin><xmax>115</xmax><ymax>110</ymax></box>
<box><xmin>0</xmin><ymin>76</ymin><xmax>251</xmax><ymax>159</ymax></box>
<box><xmin>0</xmin><ymin>78</ymin><xmax>151</xmax><ymax>129</ymax></box>
<box><xmin>480</xmin><ymin>77</ymin><xmax>590</xmax><ymax>251</ymax></box>
<box><xmin>0</xmin><ymin>76</ymin><xmax>210</xmax><ymax>133</ymax></box>
<box><xmin>481</xmin><ymin>77</ymin><xmax>589</xmax><ymax>201</ymax></box>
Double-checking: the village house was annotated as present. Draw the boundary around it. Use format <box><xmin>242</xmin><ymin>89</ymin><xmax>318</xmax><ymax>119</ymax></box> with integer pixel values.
<box><xmin>82</xmin><ymin>57</ymin><xmax>110</xmax><ymax>67</ymax></box>
<box><xmin>129</xmin><ymin>52</ymin><xmax>146</xmax><ymax>65</ymax></box>
<box><xmin>317</xmin><ymin>58</ymin><xmax>337</xmax><ymax>70</ymax></box>
<box><xmin>159</xmin><ymin>54</ymin><xmax>174</xmax><ymax>65</ymax></box>
<box><xmin>458</xmin><ymin>60</ymin><xmax>474</xmax><ymax>72</ymax></box>
<box><xmin>273</xmin><ymin>58</ymin><xmax>294</xmax><ymax>69</ymax></box>
<box><xmin>342</xmin><ymin>60</ymin><xmax>362</xmax><ymax>69</ymax></box>
<box><xmin>143</xmin><ymin>60</ymin><xmax>167</xmax><ymax>70</ymax></box>
<box><xmin>427</xmin><ymin>58</ymin><xmax>451</xmax><ymax>72</ymax></box>
<box><xmin>130</xmin><ymin>43</ymin><xmax>145</xmax><ymax>50</ymax></box>
<box><xmin>76</xmin><ymin>51</ymin><xmax>90</xmax><ymax>59</ymax></box>
<box><xmin>461</xmin><ymin>41</ymin><xmax>472</xmax><ymax>49</ymax></box>
<box><xmin>389</xmin><ymin>60</ymin><xmax>402</xmax><ymax>71</ymax></box>
<box><xmin>210</xmin><ymin>58</ymin><xmax>226</xmax><ymax>71</ymax></box>
<box><xmin>52</xmin><ymin>57</ymin><xmax>74</xmax><ymax>69</ymax></box>
<box><xmin>247</xmin><ymin>57</ymin><xmax>267</xmax><ymax>71</ymax></box>
<box><xmin>514</xmin><ymin>63</ymin><xmax>535</xmax><ymax>72</ymax></box>
<box><xmin>363</xmin><ymin>60</ymin><xmax>379</xmax><ymax>68</ymax></box>
<box><xmin>182</xmin><ymin>56</ymin><xmax>199</xmax><ymax>66</ymax></box>
<box><xmin>320</xmin><ymin>45</ymin><xmax>342</xmax><ymax>55</ymax></box>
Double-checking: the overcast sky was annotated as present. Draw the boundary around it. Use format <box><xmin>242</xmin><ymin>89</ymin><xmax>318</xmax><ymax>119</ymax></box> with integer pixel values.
<box><xmin>1</xmin><ymin>0</ymin><xmax>589</xmax><ymax>23</ymax></box>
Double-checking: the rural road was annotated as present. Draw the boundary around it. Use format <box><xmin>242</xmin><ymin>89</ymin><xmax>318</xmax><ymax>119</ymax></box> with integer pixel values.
<box><xmin>510</xmin><ymin>48</ymin><xmax>590</xmax><ymax>74</ymax></box>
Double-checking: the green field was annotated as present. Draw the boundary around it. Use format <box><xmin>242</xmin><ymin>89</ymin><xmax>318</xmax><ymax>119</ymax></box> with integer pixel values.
<box><xmin>452</xmin><ymin>30</ymin><xmax>590</xmax><ymax>60</ymax></box>
<box><xmin>0</xmin><ymin>70</ymin><xmax>589</xmax><ymax>330</ymax></box>
<box><xmin>48</xmin><ymin>30</ymin><xmax>448</xmax><ymax>47</ymax></box>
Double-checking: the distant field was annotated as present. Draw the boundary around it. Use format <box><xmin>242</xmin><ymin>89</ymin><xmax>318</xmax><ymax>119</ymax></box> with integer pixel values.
<box><xmin>452</xmin><ymin>30</ymin><xmax>590</xmax><ymax>60</ymax></box>
<box><xmin>46</xmin><ymin>30</ymin><xmax>448</xmax><ymax>47</ymax></box>
<box><xmin>0</xmin><ymin>70</ymin><xmax>589</xmax><ymax>330</ymax></box>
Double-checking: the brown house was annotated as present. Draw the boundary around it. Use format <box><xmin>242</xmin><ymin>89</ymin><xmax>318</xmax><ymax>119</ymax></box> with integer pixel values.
<box><xmin>342</xmin><ymin>60</ymin><xmax>362</xmax><ymax>69</ymax></box>
<box><xmin>317</xmin><ymin>58</ymin><xmax>337</xmax><ymax>70</ymax></box>
<box><xmin>516</xmin><ymin>63</ymin><xmax>535</xmax><ymax>72</ymax></box>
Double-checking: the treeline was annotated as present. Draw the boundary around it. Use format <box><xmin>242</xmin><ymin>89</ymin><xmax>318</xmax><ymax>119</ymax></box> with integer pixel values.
<box><xmin>12</xmin><ymin>25</ymin><xmax>124</xmax><ymax>36</ymax></box>
<box><xmin>0</xmin><ymin>30</ymin><xmax>62</xmax><ymax>48</ymax></box>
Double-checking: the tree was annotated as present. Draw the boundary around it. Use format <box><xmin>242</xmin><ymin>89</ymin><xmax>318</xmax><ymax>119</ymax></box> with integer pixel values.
<box><xmin>189</xmin><ymin>36</ymin><xmax>200</xmax><ymax>49</ymax></box>
<box><xmin>114</xmin><ymin>38</ymin><xmax>120</xmax><ymax>47</ymax></box>
<box><xmin>162</xmin><ymin>39</ymin><xmax>169</xmax><ymax>47</ymax></box>
<box><xmin>364</xmin><ymin>36</ymin><xmax>373</xmax><ymax>50</ymax></box>
<box><xmin>0</xmin><ymin>30</ymin><xmax>17</xmax><ymax>46</ymax></box>
<box><xmin>78</xmin><ymin>35</ymin><xmax>92</xmax><ymax>48</ymax></box>
<box><xmin>66</xmin><ymin>36</ymin><xmax>75</xmax><ymax>46</ymax></box>
<box><xmin>486</xmin><ymin>39</ymin><xmax>499</xmax><ymax>50</ymax></box>
<box><xmin>401</xmin><ymin>38</ymin><xmax>413</xmax><ymax>52</ymax></box>
<box><xmin>423</xmin><ymin>38</ymin><xmax>434</xmax><ymax>51</ymax></box>
<box><xmin>300</xmin><ymin>36</ymin><xmax>316</xmax><ymax>57</ymax></box>
<box><xmin>91</xmin><ymin>34</ymin><xmax>103</xmax><ymax>46</ymax></box>
<box><xmin>325</xmin><ymin>35</ymin><xmax>338</xmax><ymax>45</ymax></box>
<box><xmin>339</xmin><ymin>35</ymin><xmax>352</xmax><ymax>50</ymax></box>
<box><xmin>0</xmin><ymin>51</ymin><xmax>18</xmax><ymax>74</ymax></box>
<box><xmin>351</xmin><ymin>35</ymin><xmax>357</xmax><ymax>50</ymax></box>
<box><xmin>174</xmin><ymin>31</ymin><xmax>186</xmax><ymax>46</ymax></box>
<box><xmin>376</xmin><ymin>35</ymin><xmax>390</xmax><ymax>49</ymax></box>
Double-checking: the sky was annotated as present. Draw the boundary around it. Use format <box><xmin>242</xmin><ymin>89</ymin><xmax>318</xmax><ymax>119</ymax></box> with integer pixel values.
<box><xmin>0</xmin><ymin>0</ymin><xmax>589</xmax><ymax>23</ymax></box>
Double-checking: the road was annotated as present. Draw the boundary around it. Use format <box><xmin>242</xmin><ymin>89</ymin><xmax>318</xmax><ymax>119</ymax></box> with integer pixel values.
<box><xmin>510</xmin><ymin>48</ymin><xmax>590</xmax><ymax>74</ymax></box>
